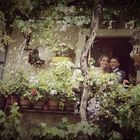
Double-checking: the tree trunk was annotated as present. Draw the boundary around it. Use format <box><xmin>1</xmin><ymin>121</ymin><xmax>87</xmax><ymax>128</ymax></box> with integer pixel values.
<box><xmin>80</xmin><ymin>0</ymin><xmax>102</xmax><ymax>121</ymax></box>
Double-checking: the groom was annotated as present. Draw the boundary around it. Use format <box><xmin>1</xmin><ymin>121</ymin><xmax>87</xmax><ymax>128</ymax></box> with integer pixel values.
<box><xmin>110</xmin><ymin>56</ymin><xmax>129</xmax><ymax>85</ymax></box>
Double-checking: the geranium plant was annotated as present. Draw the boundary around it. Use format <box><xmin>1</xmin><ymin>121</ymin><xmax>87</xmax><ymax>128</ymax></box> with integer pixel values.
<box><xmin>23</xmin><ymin>88</ymin><xmax>43</xmax><ymax>103</ymax></box>
<box><xmin>0</xmin><ymin>71</ymin><xmax>30</xmax><ymax>97</ymax></box>
<box><xmin>25</xmin><ymin>73</ymin><xmax>49</xmax><ymax>102</ymax></box>
<box><xmin>45</xmin><ymin>58</ymin><xmax>77</xmax><ymax>101</ymax></box>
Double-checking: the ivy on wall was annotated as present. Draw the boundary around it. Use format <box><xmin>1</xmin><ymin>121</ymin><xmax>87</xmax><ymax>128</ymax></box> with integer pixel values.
<box><xmin>0</xmin><ymin>0</ymin><xmax>140</xmax><ymax>50</ymax></box>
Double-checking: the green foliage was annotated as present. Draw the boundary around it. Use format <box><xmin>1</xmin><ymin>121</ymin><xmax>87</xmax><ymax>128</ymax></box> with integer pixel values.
<box><xmin>0</xmin><ymin>110</ymin><xmax>6</xmax><ymax>135</ymax></box>
<box><xmin>11</xmin><ymin>1</ymin><xmax>91</xmax><ymax>57</ymax></box>
<box><xmin>0</xmin><ymin>103</ymin><xmax>22</xmax><ymax>140</ymax></box>
<box><xmin>0</xmin><ymin>69</ymin><xmax>49</xmax><ymax>101</ymax></box>
<box><xmin>102</xmin><ymin>0</ymin><xmax>140</xmax><ymax>21</ymax></box>
<box><xmin>44</xmin><ymin>58</ymin><xmax>76</xmax><ymax>101</ymax></box>
<box><xmin>108</xmin><ymin>131</ymin><xmax>123</xmax><ymax>140</ymax></box>
<box><xmin>87</xmin><ymin>68</ymin><xmax>119</xmax><ymax>99</ymax></box>
<box><xmin>1</xmin><ymin>0</ymin><xmax>140</xmax><ymax>38</ymax></box>
<box><xmin>0</xmin><ymin>84</ymin><xmax>140</xmax><ymax>140</ymax></box>
<box><xmin>96</xmin><ymin>85</ymin><xmax>140</xmax><ymax>140</ymax></box>
<box><xmin>54</xmin><ymin>4</ymin><xmax>91</xmax><ymax>28</ymax></box>
<box><xmin>23</xmin><ymin>88</ymin><xmax>44</xmax><ymax>102</ymax></box>
<box><xmin>88</xmin><ymin>68</ymin><xmax>117</xmax><ymax>85</ymax></box>
<box><xmin>0</xmin><ymin>59</ymin><xmax>78</xmax><ymax>101</ymax></box>
<box><xmin>0</xmin><ymin>33</ymin><xmax>14</xmax><ymax>50</ymax></box>
<box><xmin>13</xmin><ymin>1</ymin><xmax>91</xmax><ymax>55</ymax></box>
<box><xmin>1</xmin><ymin>0</ymin><xmax>140</xmax><ymax>28</ymax></box>
<box><xmin>22</xmin><ymin>58</ymin><xmax>77</xmax><ymax>101</ymax></box>
<box><xmin>18</xmin><ymin>70</ymin><xmax>49</xmax><ymax>102</ymax></box>
<box><xmin>30</xmin><ymin>117</ymin><xmax>100</xmax><ymax>140</ymax></box>
<box><xmin>74</xmin><ymin>66</ymin><xmax>140</xmax><ymax>139</ymax></box>
<box><xmin>15</xmin><ymin>19</ymin><xmax>76</xmax><ymax>56</ymax></box>
<box><xmin>0</xmin><ymin>71</ymin><xmax>29</xmax><ymax>97</ymax></box>
<box><xmin>11</xmin><ymin>71</ymin><xmax>30</xmax><ymax>95</ymax></box>
<box><xmin>0</xmin><ymin>80</ymin><xmax>8</xmax><ymax>96</ymax></box>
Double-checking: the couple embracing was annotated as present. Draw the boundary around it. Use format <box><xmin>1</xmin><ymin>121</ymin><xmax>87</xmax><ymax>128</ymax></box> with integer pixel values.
<box><xmin>97</xmin><ymin>55</ymin><xmax>129</xmax><ymax>85</ymax></box>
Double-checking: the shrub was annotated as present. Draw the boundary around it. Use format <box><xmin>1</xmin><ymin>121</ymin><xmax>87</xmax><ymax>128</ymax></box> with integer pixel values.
<box><xmin>0</xmin><ymin>103</ymin><xmax>22</xmax><ymax>140</ymax></box>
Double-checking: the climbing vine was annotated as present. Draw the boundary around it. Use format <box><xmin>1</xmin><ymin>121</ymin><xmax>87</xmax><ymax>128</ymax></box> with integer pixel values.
<box><xmin>0</xmin><ymin>0</ymin><xmax>140</xmax><ymax>122</ymax></box>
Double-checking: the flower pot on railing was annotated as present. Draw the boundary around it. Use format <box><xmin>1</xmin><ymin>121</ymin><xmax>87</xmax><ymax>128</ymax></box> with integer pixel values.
<box><xmin>20</xmin><ymin>97</ymin><xmax>31</xmax><ymax>109</ymax></box>
<box><xmin>64</xmin><ymin>101</ymin><xmax>75</xmax><ymax>112</ymax></box>
<box><xmin>48</xmin><ymin>99</ymin><xmax>58</xmax><ymax>111</ymax></box>
<box><xmin>6</xmin><ymin>95</ymin><xmax>19</xmax><ymax>109</ymax></box>
<box><xmin>43</xmin><ymin>101</ymin><xmax>49</xmax><ymax>111</ymax></box>
<box><xmin>33</xmin><ymin>99</ymin><xmax>45</xmax><ymax>110</ymax></box>
<box><xmin>33</xmin><ymin>98</ymin><xmax>46</xmax><ymax>110</ymax></box>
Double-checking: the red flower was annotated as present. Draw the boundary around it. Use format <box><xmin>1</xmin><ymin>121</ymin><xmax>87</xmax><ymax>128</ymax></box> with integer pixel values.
<box><xmin>31</xmin><ymin>88</ymin><xmax>38</xmax><ymax>96</ymax></box>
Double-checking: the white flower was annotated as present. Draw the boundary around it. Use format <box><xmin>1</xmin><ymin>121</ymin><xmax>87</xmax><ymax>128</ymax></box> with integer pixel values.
<box><xmin>108</xmin><ymin>81</ymin><xmax>114</xmax><ymax>85</ymax></box>
<box><xmin>50</xmin><ymin>90</ymin><xmax>57</xmax><ymax>95</ymax></box>
<box><xmin>29</xmin><ymin>76</ymin><xmax>38</xmax><ymax>84</ymax></box>
<box><xmin>29</xmin><ymin>76</ymin><xmax>35</xmax><ymax>83</ymax></box>
<box><xmin>34</xmin><ymin>80</ymin><xmax>39</xmax><ymax>84</ymax></box>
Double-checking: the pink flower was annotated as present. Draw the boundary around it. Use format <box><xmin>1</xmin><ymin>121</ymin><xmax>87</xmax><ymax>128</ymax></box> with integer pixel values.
<box><xmin>31</xmin><ymin>88</ymin><xmax>38</xmax><ymax>96</ymax></box>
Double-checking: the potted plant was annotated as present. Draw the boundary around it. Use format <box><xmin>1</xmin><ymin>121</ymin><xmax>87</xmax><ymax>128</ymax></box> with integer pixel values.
<box><xmin>20</xmin><ymin>97</ymin><xmax>31</xmax><ymax>109</ymax></box>
<box><xmin>0</xmin><ymin>103</ymin><xmax>22</xmax><ymax>140</ymax></box>
<box><xmin>22</xmin><ymin>87</ymin><xmax>45</xmax><ymax>110</ymax></box>
<box><xmin>54</xmin><ymin>43</ymin><xmax>75</xmax><ymax>57</ymax></box>
<box><xmin>4</xmin><ymin>71</ymin><xmax>31</xmax><ymax>109</ymax></box>
<box><xmin>44</xmin><ymin>59</ymin><xmax>77</xmax><ymax>111</ymax></box>
<box><xmin>0</xmin><ymin>71</ymin><xmax>33</xmax><ymax>110</ymax></box>
<box><xmin>28</xmin><ymin>71</ymin><xmax>50</xmax><ymax>110</ymax></box>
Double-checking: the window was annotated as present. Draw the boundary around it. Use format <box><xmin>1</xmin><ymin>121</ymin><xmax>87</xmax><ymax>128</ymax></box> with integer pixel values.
<box><xmin>91</xmin><ymin>37</ymin><xmax>133</xmax><ymax>79</ymax></box>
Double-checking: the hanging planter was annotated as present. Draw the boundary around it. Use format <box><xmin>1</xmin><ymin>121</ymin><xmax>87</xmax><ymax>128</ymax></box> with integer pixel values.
<box><xmin>28</xmin><ymin>47</ymin><xmax>45</xmax><ymax>66</ymax></box>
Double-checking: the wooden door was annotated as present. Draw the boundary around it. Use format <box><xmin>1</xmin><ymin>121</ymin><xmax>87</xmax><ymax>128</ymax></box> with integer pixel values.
<box><xmin>91</xmin><ymin>37</ymin><xmax>133</xmax><ymax>78</ymax></box>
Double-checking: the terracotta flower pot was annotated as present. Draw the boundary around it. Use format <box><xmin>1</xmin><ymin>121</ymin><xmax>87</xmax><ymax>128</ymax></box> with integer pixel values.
<box><xmin>48</xmin><ymin>99</ymin><xmax>58</xmax><ymax>111</ymax></box>
<box><xmin>33</xmin><ymin>99</ymin><xmax>45</xmax><ymax>110</ymax></box>
<box><xmin>43</xmin><ymin>102</ymin><xmax>49</xmax><ymax>111</ymax></box>
<box><xmin>64</xmin><ymin>101</ymin><xmax>75</xmax><ymax>112</ymax></box>
<box><xmin>20</xmin><ymin>97</ymin><xmax>31</xmax><ymax>109</ymax></box>
<box><xmin>6</xmin><ymin>95</ymin><xmax>18</xmax><ymax>109</ymax></box>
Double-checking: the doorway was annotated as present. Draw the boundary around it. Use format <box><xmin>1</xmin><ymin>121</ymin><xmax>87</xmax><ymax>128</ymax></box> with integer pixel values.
<box><xmin>91</xmin><ymin>37</ymin><xmax>134</xmax><ymax>78</ymax></box>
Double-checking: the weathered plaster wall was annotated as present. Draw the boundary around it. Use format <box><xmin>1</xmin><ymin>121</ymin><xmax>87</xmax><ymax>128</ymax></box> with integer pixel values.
<box><xmin>4</xmin><ymin>27</ymin><xmax>139</xmax><ymax>81</ymax></box>
<box><xmin>4</xmin><ymin>25</ymin><xmax>80</xmax><ymax>78</ymax></box>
